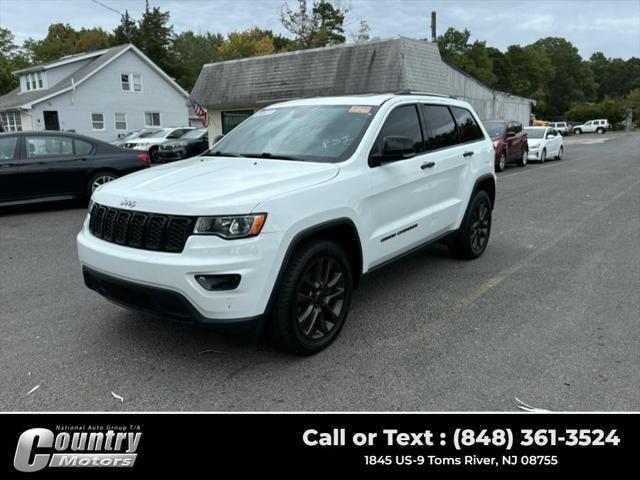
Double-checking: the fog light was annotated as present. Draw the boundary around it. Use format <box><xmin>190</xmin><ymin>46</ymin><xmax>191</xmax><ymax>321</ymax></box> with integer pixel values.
<box><xmin>195</xmin><ymin>274</ymin><xmax>241</xmax><ymax>291</ymax></box>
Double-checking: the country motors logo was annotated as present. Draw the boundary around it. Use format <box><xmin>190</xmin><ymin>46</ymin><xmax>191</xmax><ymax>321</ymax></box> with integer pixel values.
<box><xmin>14</xmin><ymin>426</ymin><xmax>141</xmax><ymax>472</ymax></box>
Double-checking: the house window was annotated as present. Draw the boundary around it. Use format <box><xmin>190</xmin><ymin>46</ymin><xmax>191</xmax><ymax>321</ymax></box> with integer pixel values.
<box><xmin>121</xmin><ymin>73</ymin><xmax>142</xmax><ymax>92</ymax></box>
<box><xmin>114</xmin><ymin>113</ymin><xmax>127</xmax><ymax>131</ymax></box>
<box><xmin>144</xmin><ymin>112</ymin><xmax>161</xmax><ymax>127</ymax></box>
<box><xmin>25</xmin><ymin>75</ymin><xmax>31</xmax><ymax>91</ymax></box>
<box><xmin>30</xmin><ymin>73</ymin><xmax>37</xmax><ymax>90</ymax></box>
<box><xmin>37</xmin><ymin>72</ymin><xmax>43</xmax><ymax>89</ymax></box>
<box><xmin>91</xmin><ymin>113</ymin><xmax>105</xmax><ymax>130</ymax></box>
<box><xmin>221</xmin><ymin>110</ymin><xmax>253</xmax><ymax>134</ymax></box>
<box><xmin>132</xmin><ymin>74</ymin><xmax>142</xmax><ymax>92</ymax></box>
<box><xmin>0</xmin><ymin>110</ymin><xmax>23</xmax><ymax>131</ymax></box>
<box><xmin>121</xmin><ymin>73</ymin><xmax>130</xmax><ymax>91</ymax></box>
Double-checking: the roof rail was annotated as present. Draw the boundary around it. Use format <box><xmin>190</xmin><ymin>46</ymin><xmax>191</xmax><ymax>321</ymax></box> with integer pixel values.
<box><xmin>394</xmin><ymin>90</ymin><xmax>456</xmax><ymax>99</ymax></box>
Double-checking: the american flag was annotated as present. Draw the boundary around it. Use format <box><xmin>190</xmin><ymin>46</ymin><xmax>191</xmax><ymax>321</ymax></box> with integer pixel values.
<box><xmin>190</xmin><ymin>98</ymin><xmax>208</xmax><ymax>127</ymax></box>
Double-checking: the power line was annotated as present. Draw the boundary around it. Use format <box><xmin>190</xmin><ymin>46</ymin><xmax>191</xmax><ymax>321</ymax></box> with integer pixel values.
<box><xmin>91</xmin><ymin>0</ymin><xmax>124</xmax><ymax>17</ymax></box>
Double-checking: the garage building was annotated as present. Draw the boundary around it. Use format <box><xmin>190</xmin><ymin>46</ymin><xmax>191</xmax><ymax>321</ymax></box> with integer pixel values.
<box><xmin>191</xmin><ymin>37</ymin><xmax>534</xmax><ymax>138</ymax></box>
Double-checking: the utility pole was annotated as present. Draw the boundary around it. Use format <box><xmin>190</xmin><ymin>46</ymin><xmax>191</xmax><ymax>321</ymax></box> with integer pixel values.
<box><xmin>431</xmin><ymin>11</ymin><xmax>437</xmax><ymax>42</ymax></box>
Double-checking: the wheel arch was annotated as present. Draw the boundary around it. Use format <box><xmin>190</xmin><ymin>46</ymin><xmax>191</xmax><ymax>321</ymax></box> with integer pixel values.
<box><xmin>472</xmin><ymin>174</ymin><xmax>496</xmax><ymax>210</ymax></box>
<box><xmin>264</xmin><ymin>218</ymin><xmax>364</xmax><ymax>319</ymax></box>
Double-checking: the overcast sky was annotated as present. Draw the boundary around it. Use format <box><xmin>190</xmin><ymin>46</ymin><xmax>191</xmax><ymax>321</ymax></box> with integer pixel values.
<box><xmin>1</xmin><ymin>0</ymin><xmax>638</xmax><ymax>59</ymax></box>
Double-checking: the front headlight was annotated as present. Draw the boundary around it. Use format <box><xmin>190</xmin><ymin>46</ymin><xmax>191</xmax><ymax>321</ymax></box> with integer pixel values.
<box><xmin>193</xmin><ymin>213</ymin><xmax>267</xmax><ymax>239</ymax></box>
<box><xmin>492</xmin><ymin>141</ymin><xmax>499</xmax><ymax>149</ymax></box>
<box><xmin>529</xmin><ymin>145</ymin><xmax>539</xmax><ymax>150</ymax></box>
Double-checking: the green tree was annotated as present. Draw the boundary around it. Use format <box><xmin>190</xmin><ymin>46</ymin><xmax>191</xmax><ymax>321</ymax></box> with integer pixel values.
<box><xmin>280</xmin><ymin>0</ymin><xmax>347</xmax><ymax>49</ymax></box>
<box><xmin>0</xmin><ymin>28</ymin><xmax>30</xmax><ymax>95</ymax></box>
<box><xmin>23</xmin><ymin>23</ymin><xmax>78</xmax><ymax>63</ymax></box>
<box><xmin>217</xmin><ymin>28</ymin><xmax>275</xmax><ymax>61</ymax></box>
<box><xmin>165</xmin><ymin>31</ymin><xmax>224</xmax><ymax>90</ymax></box>
<box><xmin>565</xmin><ymin>96</ymin><xmax>626</xmax><ymax>124</ymax></box>
<box><xmin>531</xmin><ymin>37</ymin><xmax>596</xmax><ymax>117</ymax></box>
<box><xmin>113</xmin><ymin>10</ymin><xmax>138</xmax><ymax>44</ymax></box>
<box><xmin>133</xmin><ymin>0</ymin><xmax>174</xmax><ymax>70</ymax></box>
<box><xmin>497</xmin><ymin>45</ymin><xmax>555</xmax><ymax>113</ymax></box>
<box><xmin>74</xmin><ymin>28</ymin><xmax>113</xmax><ymax>53</ymax></box>
<box><xmin>437</xmin><ymin>28</ymin><xmax>496</xmax><ymax>87</ymax></box>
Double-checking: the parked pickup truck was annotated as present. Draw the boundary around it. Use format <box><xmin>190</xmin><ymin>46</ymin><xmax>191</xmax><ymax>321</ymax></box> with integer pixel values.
<box><xmin>78</xmin><ymin>93</ymin><xmax>496</xmax><ymax>354</ymax></box>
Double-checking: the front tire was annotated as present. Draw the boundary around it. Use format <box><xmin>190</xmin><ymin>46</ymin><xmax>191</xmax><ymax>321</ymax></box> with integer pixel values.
<box><xmin>539</xmin><ymin>148</ymin><xmax>546</xmax><ymax>163</ymax></box>
<box><xmin>269</xmin><ymin>240</ymin><xmax>352</xmax><ymax>355</ymax></box>
<box><xmin>574</xmin><ymin>128</ymin><xmax>582</xmax><ymax>135</ymax></box>
<box><xmin>149</xmin><ymin>147</ymin><xmax>160</xmax><ymax>163</ymax></box>
<box><xmin>449</xmin><ymin>190</ymin><xmax>492</xmax><ymax>260</ymax></box>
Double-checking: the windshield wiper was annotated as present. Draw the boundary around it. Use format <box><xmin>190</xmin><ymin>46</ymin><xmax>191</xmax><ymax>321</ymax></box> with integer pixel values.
<box><xmin>202</xmin><ymin>150</ymin><xmax>245</xmax><ymax>157</ymax></box>
<box><xmin>239</xmin><ymin>152</ymin><xmax>305</xmax><ymax>161</ymax></box>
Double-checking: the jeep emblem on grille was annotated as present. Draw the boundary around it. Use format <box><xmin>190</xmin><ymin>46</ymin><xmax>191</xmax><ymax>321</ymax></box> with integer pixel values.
<box><xmin>120</xmin><ymin>199</ymin><xmax>137</xmax><ymax>208</ymax></box>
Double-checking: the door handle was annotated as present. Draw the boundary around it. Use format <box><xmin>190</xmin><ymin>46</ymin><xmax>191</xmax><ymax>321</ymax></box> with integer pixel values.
<box><xmin>420</xmin><ymin>161</ymin><xmax>435</xmax><ymax>170</ymax></box>
<box><xmin>463</xmin><ymin>151</ymin><xmax>474</xmax><ymax>157</ymax></box>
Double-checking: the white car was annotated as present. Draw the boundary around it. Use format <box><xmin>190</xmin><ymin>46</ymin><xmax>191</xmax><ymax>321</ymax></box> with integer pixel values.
<box><xmin>123</xmin><ymin>127</ymin><xmax>195</xmax><ymax>162</ymax></box>
<box><xmin>78</xmin><ymin>93</ymin><xmax>496</xmax><ymax>354</ymax></box>
<box><xmin>525</xmin><ymin>126</ymin><xmax>564</xmax><ymax>163</ymax></box>
<box><xmin>572</xmin><ymin>119</ymin><xmax>609</xmax><ymax>135</ymax></box>
<box><xmin>548</xmin><ymin>122</ymin><xmax>569</xmax><ymax>136</ymax></box>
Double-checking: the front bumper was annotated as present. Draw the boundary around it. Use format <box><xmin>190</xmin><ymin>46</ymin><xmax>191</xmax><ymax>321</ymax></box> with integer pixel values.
<box><xmin>527</xmin><ymin>149</ymin><xmax>541</xmax><ymax>160</ymax></box>
<box><xmin>158</xmin><ymin>149</ymin><xmax>186</xmax><ymax>162</ymax></box>
<box><xmin>77</xmin><ymin>219</ymin><xmax>284</xmax><ymax>325</ymax></box>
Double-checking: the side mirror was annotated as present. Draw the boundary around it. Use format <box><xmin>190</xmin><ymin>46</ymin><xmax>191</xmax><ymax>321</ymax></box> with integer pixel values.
<box><xmin>546</xmin><ymin>134</ymin><xmax>556</xmax><ymax>139</ymax></box>
<box><xmin>370</xmin><ymin>136</ymin><xmax>416</xmax><ymax>165</ymax></box>
<box><xmin>506</xmin><ymin>131</ymin><xmax>516</xmax><ymax>137</ymax></box>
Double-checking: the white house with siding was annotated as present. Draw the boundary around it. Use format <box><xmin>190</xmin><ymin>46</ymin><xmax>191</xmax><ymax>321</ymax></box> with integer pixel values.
<box><xmin>0</xmin><ymin>44</ymin><xmax>191</xmax><ymax>141</ymax></box>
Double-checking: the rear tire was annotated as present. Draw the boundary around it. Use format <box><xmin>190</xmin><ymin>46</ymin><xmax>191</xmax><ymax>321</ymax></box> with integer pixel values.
<box><xmin>449</xmin><ymin>190</ymin><xmax>492</xmax><ymax>260</ymax></box>
<box><xmin>269</xmin><ymin>240</ymin><xmax>353</xmax><ymax>355</ymax></box>
<box><xmin>596</xmin><ymin>128</ymin><xmax>605</xmax><ymax>134</ymax></box>
<box><xmin>555</xmin><ymin>146</ymin><xmax>563</xmax><ymax>160</ymax></box>
<box><xmin>517</xmin><ymin>149</ymin><xmax>528</xmax><ymax>167</ymax></box>
<box><xmin>496</xmin><ymin>151</ymin><xmax>507</xmax><ymax>172</ymax></box>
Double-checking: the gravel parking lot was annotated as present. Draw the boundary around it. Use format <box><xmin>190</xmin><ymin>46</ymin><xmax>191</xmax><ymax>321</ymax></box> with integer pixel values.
<box><xmin>1</xmin><ymin>132</ymin><xmax>638</xmax><ymax>411</ymax></box>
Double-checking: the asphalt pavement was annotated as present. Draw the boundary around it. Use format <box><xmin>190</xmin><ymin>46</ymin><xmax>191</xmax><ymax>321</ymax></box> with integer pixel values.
<box><xmin>1</xmin><ymin>132</ymin><xmax>638</xmax><ymax>411</ymax></box>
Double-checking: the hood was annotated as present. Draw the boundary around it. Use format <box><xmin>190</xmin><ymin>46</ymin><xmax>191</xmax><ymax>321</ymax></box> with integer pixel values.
<box><xmin>92</xmin><ymin>156</ymin><xmax>340</xmax><ymax>215</ymax></box>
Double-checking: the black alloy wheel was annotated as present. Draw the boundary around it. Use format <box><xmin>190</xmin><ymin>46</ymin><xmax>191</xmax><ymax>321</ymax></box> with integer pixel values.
<box><xmin>469</xmin><ymin>197</ymin><xmax>491</xmax><ymax>256</ymax></box>
<box><xmin>449</xmin><ymin>190</ymin><xmax>492</xmax><ymax>260</ymax></box>
<box><xmin>296</xmin><ymin>256</ymin><xmax>346</xmax><ymax>341</ymax></box>
<box><xmin>270</xmin><ymin>240</ymin><xmax>352</xmax><ymax>355</ymax></box>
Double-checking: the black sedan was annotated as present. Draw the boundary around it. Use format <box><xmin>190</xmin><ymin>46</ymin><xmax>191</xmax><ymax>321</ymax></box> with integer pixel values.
<box><xmin>0</xmin><ymin>131</ymin><xmax>149</xmax><ymax>206</ymax></box>
<box><xmin>157</xmin><ymin>128</ymin><xmax>209</xmax><ymax>163</ymax></box>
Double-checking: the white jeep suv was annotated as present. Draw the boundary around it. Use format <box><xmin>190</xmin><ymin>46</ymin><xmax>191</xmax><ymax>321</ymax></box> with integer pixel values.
<box><xmin>572</xmin><ymin>119</ymin><xmax>609</xmax><ymax>135</ymax></box>
<box><xmin>77</xmin><ymin>93</ymin><xmax>496</xmax><ymax>354</ymax></box>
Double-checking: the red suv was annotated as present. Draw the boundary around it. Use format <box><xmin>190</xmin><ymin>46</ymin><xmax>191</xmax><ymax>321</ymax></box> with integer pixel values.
<box><xmin>483</xmin><ymin>120</ymin><xmax>528</xmax><ymax>171</ymax></box>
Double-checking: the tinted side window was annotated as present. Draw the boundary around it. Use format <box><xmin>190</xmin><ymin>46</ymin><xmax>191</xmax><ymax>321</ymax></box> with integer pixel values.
<box><xmin>514</xmin><ymin>122</ymin><xmax>522</xmax><ymax>133</ymax></box>
<box><xmin>0</xmin><ymin>136</ymin><xmax>18</xmax><ymax>161</ymax></box>
<box><xmin>74</xmin><ymin>139</ymin><xmax>94</xmax><ymax>155</ymax></box>
<box><xmin>507</xmin><ymin>122</ymin><xmax>516</xmax><ymax>134</ymax></box>
<box><xmin>422</xmin><ymin>105</ymin><xmax>459</xmax><ymax>150</ymax></box>
<box><xmin>26</xmin><ymin>136</ymin><xmax>73</xmax><ymax>158</ymax></box>
<box><xmin>372</xmin><ymin>105</ymin><xmax>424</xmax><ymax>156</ymax></box>
<box><xmin>450</xmin><ymin>107</ymin><xmax>484</xmax><ymax>143</ymax></box>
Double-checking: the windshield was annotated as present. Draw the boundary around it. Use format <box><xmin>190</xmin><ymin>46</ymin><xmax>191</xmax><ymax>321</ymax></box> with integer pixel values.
<box><xmin>138</xmin><ymin>129</ymin><xmax>160</xmax><ymax>138</ymax></box>
<box><xmin>181</xmin><ymin>128</ymin><xmax>206</xmax><ymax>139</ymax></box>
<box><xmin>205</xmin><ymin>105</ymin><xmax>378</xmax><ymax>162</ymax></box>
<box><xmin>483</xmin><ymin>123</ymin><xmax>506</xmax><ymax>137</ymax></box>
<box><xmin>149</xmin><ymin>129</ymin><xmax>172</xmax><ymax>138</ymax></box>
<box><xmin>525</xmin><ymin>128</ymin><xmax>545</xmax><ymax>139</ymax></box>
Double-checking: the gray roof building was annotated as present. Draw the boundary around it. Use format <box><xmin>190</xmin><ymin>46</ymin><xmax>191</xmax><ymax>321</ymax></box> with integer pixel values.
<box><xmin>191</xmin><ymin>37</ymin><xmax>534</xmax><ymax>136</ymax></box>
